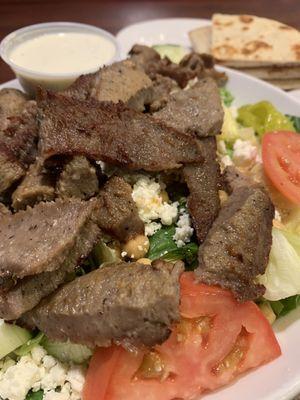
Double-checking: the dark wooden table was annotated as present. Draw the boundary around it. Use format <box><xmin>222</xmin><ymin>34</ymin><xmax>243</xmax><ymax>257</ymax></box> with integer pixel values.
<box><xmin>0</xmin><ymin>0</ymin><xmax>300</xmax><ymax>83</ymax></box>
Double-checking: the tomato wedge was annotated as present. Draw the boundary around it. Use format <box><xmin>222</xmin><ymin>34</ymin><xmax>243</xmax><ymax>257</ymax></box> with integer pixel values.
<box><xmin>83</xmin><ymin>272</ymin><xmax>281</xmax><ymax>400</ymax></box>
<box><xmin>262</xmin><ymin>130</ymin><xmax>300</xmax><ymax>205</ymax></box>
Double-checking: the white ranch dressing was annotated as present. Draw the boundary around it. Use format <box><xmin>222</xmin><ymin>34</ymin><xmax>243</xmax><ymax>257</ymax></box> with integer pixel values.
<box><xmin>9</xmin><ymin>31</ymin><xmax>116</xmax><ymax>74</ymax></box>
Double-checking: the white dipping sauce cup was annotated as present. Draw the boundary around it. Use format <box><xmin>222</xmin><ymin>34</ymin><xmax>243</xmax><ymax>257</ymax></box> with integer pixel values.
<box><xmin>0</xmin><ymin>22</ymin><xmax>120</xmax><ymax>95</ymax></box>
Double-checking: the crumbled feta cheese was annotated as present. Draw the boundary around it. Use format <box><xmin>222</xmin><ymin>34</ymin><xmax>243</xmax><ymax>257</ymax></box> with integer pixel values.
<box><xmin>132</xmin><ymin>176</ymin><xmax>178</xmax><ymax>233</ymax></box>
<box><xmin>145</xmin><ymin>221</ymin><xmax>162</xmax><ymax>237</ymax></box>
<box><xmin>0</xmin><ymin>345</ymin><xmax>86</xmax><ymax>400</ymax></box>
<box><xmin>66</xmin><ymin>366</ymin><xmax>86</xmax><ymax>395</ymax></box>
<box><xmin>274</xmin><ymin>209</ymin><xmax>282</xmax><ymax>222</ymax></box>
<box><xmin>232</xmin><ymin>139</ymin><xmax>258</xmax><ymax>166</ymax></box>
<box><xmin>0</xmin><ymin>356</ymin><xmax>41</xmax><ymax>400</ymax></box>
<box><xmin>221</xmin><ymin>154</ymin><xmax>233</xmax><ymax>167</ymax></box>
<box><xmin>44</xmin><ymin>391</ymin><xmax>69</xmax><ymax>400</ymax></box>
<box><xmin>173</xmin><ymin>213</ymin><xmax>194</xmax><ymax>248</ymax></box>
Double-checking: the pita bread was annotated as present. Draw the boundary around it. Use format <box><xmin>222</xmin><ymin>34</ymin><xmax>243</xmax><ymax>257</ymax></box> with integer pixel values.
<box><xmin>189</xmin><ymin>26</ymin><xmax>212</xmax><ymax>54</ymax></box>
<box><xmin>212</xmin><ymin>14</ymin><xmax>300</xmax><ymax>67</ymax></box>
<box><xmin>234</xmin><ymin>65</ymin><xmax>300</xmax><ymax>80</ymax></box>
<box><xmin>265</xmin><ymin>78</ymin><xmax>300</xmax><ymax>90</ymax></box>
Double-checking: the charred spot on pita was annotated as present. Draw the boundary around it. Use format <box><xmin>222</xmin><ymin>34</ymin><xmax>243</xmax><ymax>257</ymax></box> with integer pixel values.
<box><xmin>241</xmin><ymin>40</ymin><xmax>272</xmax><ymax>55</ymax></box>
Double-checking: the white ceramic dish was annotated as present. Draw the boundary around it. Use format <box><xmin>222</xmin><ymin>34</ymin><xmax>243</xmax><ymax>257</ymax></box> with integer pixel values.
<box><xmin>0</xmin><ymin>22</ymin><xmax>119</xmax><ymax>95</ymax></box>
<box><xmin>117</xmin><ymin>18</ymin><xmax>300</xmax><ymax>400</ymax></box>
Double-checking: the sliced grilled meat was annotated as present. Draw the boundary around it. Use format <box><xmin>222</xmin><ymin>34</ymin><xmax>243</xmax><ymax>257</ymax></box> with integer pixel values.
<box><xmin>149</xmin><ymin>74</ymin><xmax>179</xmax><ymax>112</ymax></box>
<box><xmin>12</xmin><ymin>160</ymin><xmax>55</xmax><ymax>210</ymax></box>
<box><xmin>91</xmin><ymin>60</ymin><xmax>153</xmax><ymax>112</ymax></box>
<box><xmin>179</xmin><ymin>52</ymin><xmax>227</xmax><ymax>86</ymax></box>
<box><xmin>0</xmin><ymin>203</ymin><xmax>10</xmax><ymax>216</ymax></box>
<box><xmin>129</xmin><ymin>45</ymin><xmax>227</xmax><ymax>88</ymax></box>
<box><xmin>25</xmin><ymin>260</ymin><xmax>184</xmax><ymax>347</ymax></box>
<box><xmin>56</xmin><ymin>156</ymin><xmax>98</xmax><ymax>200</ymax></box>
<box><xmin>63</xmin><ymin>60</ymin><xmax>154</xmax><ymax>111</ymax></box>
<box><xmin>0</xmin><ymin>198</ymin><xmax>101</xmax><ymax>285</ymax></box>
<box><xmin>98</xmin><ymin>176</ymin><xmax>144</xmax><ymax>242</ymax></box>
<box><xmin>183</xmin><ymin>137</ymin><xmax>221</xmax><ymax>243</ymax></box>
<box><xmin>0</xmin><ymin>89</ymin><xmax>29</xmax><ymax>130</ymax></box>
<box><xmin>153</xmin><ymin>77</ymin><xmax>224</xmax><ymax>137</ymax></box>
<box><xmin>196</xmin><ymin>168</ymin><xmax>274</xmax><ymax>302</ymax></box>
<box><xmin>38</xmin><ymin>92</ymin><xmax>202</xmax><ymax>171</ymax></box>
<box><xmin>0</xmin><ymin>100</ymin><xmax>38</xmax><ymax>194</ymax></box>
<box><xmin>0</xmin><ymin>198</ymin><xmax>101</xmax><ymax>320</ymax></box>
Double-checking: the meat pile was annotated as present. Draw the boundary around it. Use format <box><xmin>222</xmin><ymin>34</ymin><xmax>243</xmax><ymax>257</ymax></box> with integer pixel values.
<box><xmin>0</xmin><ymin>45</ymin><xmax>274</xmax><ymax>348</ymax></box>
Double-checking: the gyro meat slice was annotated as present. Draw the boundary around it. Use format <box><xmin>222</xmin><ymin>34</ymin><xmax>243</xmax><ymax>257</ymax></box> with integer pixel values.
<box><xmin>0</xmin><ymin>198</ymin><xmax>101</xmax><ymax>287</ymax></box>
<box><xmin>183</xmin><ymin>137</ymin><xmax>221</xmax><ymax>243</ymax></box>
<box><xmin>98</xmin><ymin>176</ymin><xmax>144</xmax><ymax>242</ymax></box>
<box><xmin>196</xmin><ymin>168</ymin><xmax>274</xmax><ymax>302</ymax></box>
<box><xmin>25</xmin><ymin>260</ymin><xmax>184</xmax><ymax>347</ymax></box>
<box><xmin>0</xmin><ymin>198</ymin><xmax>102</xmax><ymax>320</ymax></box>
<box><xmin>153</xmin><ymin>77</ymin><xmax>224</xmax><ymax>137</ymax></box>
<box><xmin>38</xmin><ymin>92</ymin><xmax>202</xmax><ymax>171</ymax></box>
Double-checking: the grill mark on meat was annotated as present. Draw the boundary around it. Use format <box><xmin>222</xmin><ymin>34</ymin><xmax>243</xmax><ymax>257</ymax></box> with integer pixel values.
<box><xmin>153</xmin><ymin>77</ymin><xmax>224</xmax><ymax>137</ymax></box>
<box><xmin>38</xmin><ymin>91</ymin><xmax>203</xmax><ymax>171</ymax></box>
<box><xmin>0</xmin><ymin>217</ymin><xmax>101</xmax><ymax>320</ymax></box>
<box><xmin>183</xmin><ymin>137</ymin><xmax>221</xmax><ymax>243</ymax></box>
<box><xmin>12</xmin><ymin>160</ymin><xmax>56</xmax><ymax>210</ymax></box>
<box><xmin>24</xmin><ymin>260</ymin><xmax>184</xmax><ymax>347</ymax></box>
<box><xmin>0</xmin><ymin>198</ymin><xmax>101</xmax><ymax>288</ymax></box>
<box><xmin>56</xmin><ymin>156</ymin><xmax>99</xmax><ymax>200</ymax></box>
<box><xmin>196</xmin><ymin>168</ymin><xmax>274</xmax><ymax>302</ymax></box>
<box><xmin>98</xmin><ymin>176</ymin><xmax>144</xmax><ymax>242</ymax></box>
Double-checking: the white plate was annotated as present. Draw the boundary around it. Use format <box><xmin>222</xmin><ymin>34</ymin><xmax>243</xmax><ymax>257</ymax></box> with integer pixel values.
<box><xmin>1</xmin><ymin>18</ymin><xmax>300</xmax><ymax>400</ymax></box>
<box><xmin>117</xmin><ymin>18</ymin><xmax>300</xmax><ymax>400</ymax></box>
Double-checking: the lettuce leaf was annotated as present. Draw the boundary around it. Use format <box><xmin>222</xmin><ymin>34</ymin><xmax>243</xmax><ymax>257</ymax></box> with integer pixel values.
<box><xmin>287</xmin><ymin>115</ymin><xmax>300</xmax><ymax>133</ymax></box>
<box><xmin>14</xmin><ymin>332</ymin><xmax>44</xmax><ymax>357</ymax></box>
<box><xmin>258</xmin><ymin>227</ymin><xmax>300</xmax><ymax>301</ymax></box>
<box><xmin>270</xmin><ymin>295</ymin><xmax>300</xmax><ymax>317</ymax></box>
<box><xmin>26</xmin><ymin>390</ymin><xmax>43</xmax><ymax>400</ymax></box>
<box><xmin>219</xmin><ymin>87</ymin><xmax>234</xmax><ymax>107</ymax></box>
<box><xmin>238</xmin><ymin>101</ymin><xmax>295</xmax><ymax>138</ymax></box>
<box><xmin>147</xmin><ymin>225</ymin><xmax>198</xmax><ymax>269</ymax></box>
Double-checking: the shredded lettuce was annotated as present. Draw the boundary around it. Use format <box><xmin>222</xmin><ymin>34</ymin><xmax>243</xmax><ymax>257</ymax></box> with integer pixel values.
<box><xmin>14</xmin><ymin>332</ymin><xmax>44</xmax><ymax>357</ymax></box>
<box><xmin>238</xmin><ymin>101</ymin><xmax>295</xmax><ymax>138</ymax></box>
<box><xmin>147</xmin><ymin>225</ymin><xmax>198</xmax><ymax>269</ymax></box>
<box><xmin>258</xmin><ymin>227</ymin><xmax>300</xmax><ymax>301</ymax></box>
<box><xmin>287</xmin><ymin>114</ymin><xmax>300</xmax><ymax>133</ymax></box>
<box><xmin>269</xmin><ymin>295</ymin><xmax>300</xmax><ymax>318</ymax></box>
<box><xmin>219</xmin><ymin>106</ymin><xmax>240</xmax><ymax>143</ymax></box>
<box><xmin>219</xmin><ymin>87</ymin><xmax>234</xmax><ymax>107</ymax></box>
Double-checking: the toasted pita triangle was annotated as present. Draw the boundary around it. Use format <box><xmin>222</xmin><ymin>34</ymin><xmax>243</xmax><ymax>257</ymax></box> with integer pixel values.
<box><xmin>212</xmin><ymin>14</ymin><xmax>300</xmax><ymax>66</ymax></box>
<box><xmin>189</xmin><ymin>26</ymin><xmax>212</xmax><ymax>54</ymax></box>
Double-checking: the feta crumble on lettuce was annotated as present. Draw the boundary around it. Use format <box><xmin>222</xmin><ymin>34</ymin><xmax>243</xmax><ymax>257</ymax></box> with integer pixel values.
<box><xmin>0</xmin><ymin>346</ymin><xmax>85</xmax><ymax>400</ymax></box>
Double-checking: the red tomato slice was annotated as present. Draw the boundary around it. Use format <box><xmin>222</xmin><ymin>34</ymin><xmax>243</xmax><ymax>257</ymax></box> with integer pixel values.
<box><xmin>262</xmin><ymin>130</ymin><xmax>300</xmax><ymax>205</ymax></box>
<box><xmin>83</xmin><ymin>272</ymin><xmax>281</xmax><ymax>400</ymax></box>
